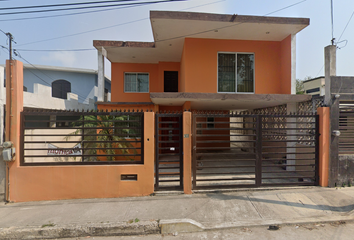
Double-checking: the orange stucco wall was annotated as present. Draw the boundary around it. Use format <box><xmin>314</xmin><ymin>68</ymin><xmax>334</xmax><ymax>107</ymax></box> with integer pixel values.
<box><xmin>280</xmin><ymin>35</ymin><xmax>292</xmax><ymax>94</ymax></box>
<box><xmin>180</xmin><ymin>37</ymin><xmax>291</xmax><ymax>94</ymax></box>
<box><xmin>10</xmin><ymin>103</ymin><xmax>155</xmax><ymax>202</ymax></box>
<box><xmin>110</xmin><ymin>37</ymin><xmax>292</xmax><ymax>104</ymax></box>
<box><xmin>318</xmin><ymin>107</ymin><xmax>330</xmax><ymax>187</ymax></box>
<box><xmin>111</xmin><ymin>62</ymin><xmax>180</xmax><ymax>103</ymax></box>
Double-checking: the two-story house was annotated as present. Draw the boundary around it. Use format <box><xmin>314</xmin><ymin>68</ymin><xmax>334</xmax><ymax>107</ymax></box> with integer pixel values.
<box><xmin>94</xmin><ymin>11</ymin><xmax>310</xmax><ymax>113</ymax></box>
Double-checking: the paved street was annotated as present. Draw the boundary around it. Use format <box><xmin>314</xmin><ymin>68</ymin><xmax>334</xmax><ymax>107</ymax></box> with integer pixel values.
<box><xmin>62</xmin><ymin>221</ymin><xmax>354</xmax><ymax>240</ymax></box>
<box><xmin>1</xmin><ymin>186</ymin><xmax>354</xmax><ymax>239</ymax></box>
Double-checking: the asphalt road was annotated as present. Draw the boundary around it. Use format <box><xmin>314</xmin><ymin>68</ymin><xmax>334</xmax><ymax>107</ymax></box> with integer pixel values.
<box><xmin>62</xmin><ymin>221</ymin><xmax>354</xmax><ymax>240</ymax></box>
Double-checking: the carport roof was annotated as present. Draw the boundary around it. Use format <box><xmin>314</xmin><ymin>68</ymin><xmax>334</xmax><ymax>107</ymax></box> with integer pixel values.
<box><xmin>149</xmin><ymin>92</ymin><xmax>312</xmax><ymax>110</ymax></box>
<box><xmin>93</xmin><ymin>10</ymin><xmax>309</xmax><ymax>63</ymax></box>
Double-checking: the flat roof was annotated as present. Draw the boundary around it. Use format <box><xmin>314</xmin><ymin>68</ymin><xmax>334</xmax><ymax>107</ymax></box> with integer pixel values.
<box><xmin>94</xmin><ymin>10</ymin><xmax>310</xmax><ymax>64</ymax></box>
<box><xmin>0</xmin><ymin>64</ymin><xmax>111</xmax><ymax>81</ymax></box>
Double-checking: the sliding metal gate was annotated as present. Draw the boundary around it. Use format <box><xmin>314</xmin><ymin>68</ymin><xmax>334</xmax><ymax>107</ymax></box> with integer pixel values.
<box><xmin>192</xmin><ymin>112</ymin><xmax>319</xmax><ymax>190</ymax></box>
<box><xmin>155</xmin><ymin>113</ymin><xmax>183</xmax><ymax>191</ymax></box>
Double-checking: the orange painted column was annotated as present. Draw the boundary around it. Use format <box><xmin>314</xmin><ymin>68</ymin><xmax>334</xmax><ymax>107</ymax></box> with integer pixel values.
<box><xmin>182</xmin><ymin>101</ymin><xmax>191</xmax><ymax>111</ymax></box>
<box><xmin>183</xmin><ymin>111</ymin><xmax>192</xmax><ymax>194</ymax></box>
<box><xmin>144</xmin><ymin>111</ymin><xmax>155</xmax><ymax>193</ymax></box>
<box><xmin>6</xmin><ymin>60</ymin><xmax>23</xmax><ymax>202</ymax></box>
<box><xmin>318</xmin><ymin>107</ymin><xmax>330</xmax><ymax>187</ymax></box>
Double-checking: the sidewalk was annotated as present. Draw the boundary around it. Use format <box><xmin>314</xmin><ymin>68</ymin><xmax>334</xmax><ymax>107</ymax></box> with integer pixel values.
<box><xmin>1</xmin><ymin>187</ymin><xmax>354</xmax><ymax>239</ymax></box>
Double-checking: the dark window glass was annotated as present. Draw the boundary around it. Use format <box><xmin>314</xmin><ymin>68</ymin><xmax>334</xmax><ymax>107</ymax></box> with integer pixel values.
<box><xmin>52</xmin><ymin>80</ymin><xmax>71</xmax><ymax>99</ymax></box>
<box><xmin>306</xmin><ymin>87</ymin><xmax>320</xmax><ymax>94</ymax></box>
<box><xmin>24</xmin><ymin>115</ymin><xmax>50</xmax><ymax>128</ymax></box>
<box><xmin>104</xmin><ymin>88</ymin><xmax>108</xmax><ymax>102</ymax></box>
<box><xmin>207</xmin><ymin>117</ymin><xmax>214</xmax><ymax>128</ymax></box>
<box><xmin>23</xmin><ymin>86</ymin><xmax>27</xmax><ymax>92</ymax></box>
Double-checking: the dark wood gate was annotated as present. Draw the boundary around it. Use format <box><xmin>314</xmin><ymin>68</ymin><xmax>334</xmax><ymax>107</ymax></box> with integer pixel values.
<box><xmin>155</xmin><ymin>113</ymin><xmax>183</xmax><ymax>191</ymax></box>
<box><xmin>192</xmin><ymin>112</ymin><xmax>319</xmax><ymax>190</ymax></box>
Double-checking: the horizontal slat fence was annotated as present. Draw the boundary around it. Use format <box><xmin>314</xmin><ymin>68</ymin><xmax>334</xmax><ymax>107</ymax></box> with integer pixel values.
<box><xmin>21</xmin><ymin>109</ymin><xmax>144</xmax><ymax>165</ymax></box>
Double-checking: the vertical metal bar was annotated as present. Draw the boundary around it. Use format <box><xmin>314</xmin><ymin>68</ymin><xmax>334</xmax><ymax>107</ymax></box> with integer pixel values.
<box><xmin>179</xmin><ymin>114</ymin><xmax>183</xmax><ymax>189</ymax></box>
<box><xmin>255</xmin><ymin>115</ymin><xmax>262</xmax><ymax>187</ymax></box>
<box><xmin>140</xmin><ymin>113</ymin><xmax>144</xmax><ymax>164</ymax></box>
<box><xmin>314</xmin><ymin>114</ymin><xmax>320</xmax><ymax>186</ymax></box>
<box><xmin>154</xmin><ymin>114</ymin><xmax>159</xmax><ymax>190</ymax></box>
<box><xmin>20</xmin><ymin>112</ymin><xmax>25</xmax><ymax>166</ymax></box>
<box><xmin>81</xmin><ymin>112</ymin><xmax>85</xmax><ymax>162</ymax></box>
<box><xmin>192</xmin><ymin>113</ymin><xmax>197</xmax><ymax>189</ymax></box>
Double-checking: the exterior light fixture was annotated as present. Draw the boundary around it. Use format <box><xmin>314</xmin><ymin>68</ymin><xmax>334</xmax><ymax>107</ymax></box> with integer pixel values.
<box><xmin>332</xmin><ymin>130</ymin><xmax>341</xmax><ymax>137</ymax></box>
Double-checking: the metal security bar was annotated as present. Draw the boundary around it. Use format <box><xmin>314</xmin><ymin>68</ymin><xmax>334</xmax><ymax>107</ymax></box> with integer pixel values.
<box><xmin>193</xmin><ymin>112</ymin><xmax>258</xmax><ymax>189</ymax></box>
<box><xmin>192</xmin><ymin>112</ymin><xmax>319</xmax><ymax>190</ymax></box>
<box><xmin>261</xmin><ymin>114</ymin><xmax>319</xmax><ymax>187</ymax></box>
<box><xmin>155</xmin><ymin>113</ymin><xmax>183</xmax><ymax>191</ymax></box>
<box><xmin>339</xmin><ymin>101</ymin><xmax>354</xmax><ymax>154</ymax></box>
<box><xmin>21</xmin><ymin>109</ymin><xmax>144</xmax><ymax>166</ymax></box>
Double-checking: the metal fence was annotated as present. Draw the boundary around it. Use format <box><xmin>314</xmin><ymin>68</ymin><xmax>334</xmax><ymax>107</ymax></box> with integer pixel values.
<box><xmin>192</xmin><ymin>111</ymin><xmax>319</xmax><ymax>189</ymax></box>
<box><xmin>21</xmin><ymin>109</ymin><xmax>144</xmax><ymax>165</ymax></box>
<box><xmin>339</xmin><ymin>101</ymin><xmax>354</xmax><ymax>154</ymax></box>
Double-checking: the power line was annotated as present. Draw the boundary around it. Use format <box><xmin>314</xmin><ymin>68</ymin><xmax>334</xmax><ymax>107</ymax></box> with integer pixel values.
<box><xmin>0</xmin><ymin>2</ymin><xmax>147</xmax><ymax>22</ymax></box>
<box><xmin>15</xmin><ymin>48</ymin><xmax>95</xmax><ymax>52</ymax></box>
<box><xmin>337</xmin><ymin>11</ymin><xmax>354</xmax><ymax>43</ymax></box>
<box><xmin>0</xmin><ymin>0</ymin><xmax>141</xmax><ymax>11</ymax></box>
<box><xmin>330</xmin><ymin>0</ymin><xmax>335</xmax><ymax>45</ymax></box>
<box><xmin>0</xmin><ymin>0</ymin><xmax>183</xmax><ymax>16</ymax></box>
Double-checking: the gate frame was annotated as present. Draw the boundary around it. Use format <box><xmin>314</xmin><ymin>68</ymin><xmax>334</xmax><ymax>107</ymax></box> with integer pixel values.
<box><xmin>155</xmin><ymin>112</ymin><xmax>184</xmax><ymax>191</ymax></box>
<box><xmin>192</xmin><ymin>112</ymin><xmax>320</xmax><ymax>190</ymax></box>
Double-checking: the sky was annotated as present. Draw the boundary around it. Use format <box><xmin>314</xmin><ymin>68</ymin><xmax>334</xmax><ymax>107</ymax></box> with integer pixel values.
<box><xmin>0</xmin><ymin>0</ymin><xmax>353</xmax><ymax>81</ymax></box>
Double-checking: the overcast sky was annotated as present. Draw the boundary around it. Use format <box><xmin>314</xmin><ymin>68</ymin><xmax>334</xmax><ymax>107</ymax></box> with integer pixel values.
<box><xmin>0</xmin><ymin>0</ymin><xmax>353</xmax><ymax>81</ymax></box>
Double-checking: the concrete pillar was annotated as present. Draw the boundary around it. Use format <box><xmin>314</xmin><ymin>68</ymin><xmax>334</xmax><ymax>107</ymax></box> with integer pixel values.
<box><xmin>0</xmin><ymin>66</ymin><xmax>4</xmax><ymax>144</ymax></box>
<box><xmin>286</xmin><ymin>102</ymin><xmax>297</xmax><ymax>171</ymax></box>
<box><xmin>291</xmin><ymin>34</ymin><xmax>296</xmax><ymax>95</ymax></box>
<box><xmin>0</xmin><ymin>67</ymin><xmax>4</xmax><ymax>200</ymax></box>
<box><xmin>183</xmin><ymin>111</ymin><xmax>192</xmax><ymax>194</ymax></box>
<box><xmin>324</xmin><ymin>45</ymin><xmax>336</xmax><ymax>106</ymax></box>
<box><xmin>144</xmin><ymin>111</ymin><xmax>155</xmax><ymax>194</ymax></box>
<box><xmin>318</xmin><ymin>107</ymin><xmax>330</xmax><ymax>187</ymax></box>
<box><xmin>50</xmin><ymin>115</ymin><xmax>56</xmax><ymax>128</ymax></box>
<box><xmin>97</xmin><ymin>47</ymin><xmax>106</xmax><ymax>102</ymax></box>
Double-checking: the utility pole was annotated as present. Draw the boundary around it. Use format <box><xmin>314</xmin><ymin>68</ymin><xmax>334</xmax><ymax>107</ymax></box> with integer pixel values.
<box><xmin>6</xmin><ymin>32</ymin><xmax>13</xmax><ymax>60</ymax></box>
<box><xmin>5</xmin><ymin>32</ymin><xmax>13</xmax><ymax>142</ymax></box>
<box><xmin>4</xmin><ymin>32</ymin><xmax>15</xmax><ymax>203</ymax></box>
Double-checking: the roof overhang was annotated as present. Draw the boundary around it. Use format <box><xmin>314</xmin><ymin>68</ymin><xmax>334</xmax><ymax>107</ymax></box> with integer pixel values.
<box><xmin>150</xmin><ymin>92</ymin><xmax>312</xmax><ymax>110</ymax></box>
<box><xmin>94</xmin><ymin>11</ymin><xmax>310</xmax><ymax>64</ymax></box>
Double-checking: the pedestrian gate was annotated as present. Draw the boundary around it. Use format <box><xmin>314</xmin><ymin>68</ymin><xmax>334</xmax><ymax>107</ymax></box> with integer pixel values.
<box><xmin>155</xmin><ymin>113</ymin><xmax>183</xmax><ymax>191</ymax></box>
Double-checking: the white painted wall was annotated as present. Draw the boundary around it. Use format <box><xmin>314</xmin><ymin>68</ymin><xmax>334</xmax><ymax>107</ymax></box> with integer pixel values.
<box><xmin>2</xmin><ymin>83</ymin><xmax>95</xmax><ymax>110</ymax></box>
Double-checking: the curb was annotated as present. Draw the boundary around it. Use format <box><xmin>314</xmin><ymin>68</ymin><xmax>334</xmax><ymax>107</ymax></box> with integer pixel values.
<box><xmin>159</xmin><ymin>215</ymin><xmax>354</xmax><ymax>234</ymax></box>
<box><xmin>1</xmin><ymin>215</ymin><xmax>354</xmax><ymax>239</ymax></box>
<box><xmin>0</xmin><ymin>221</ymin><xmax>159</xmax><ymax>240</ymax></box>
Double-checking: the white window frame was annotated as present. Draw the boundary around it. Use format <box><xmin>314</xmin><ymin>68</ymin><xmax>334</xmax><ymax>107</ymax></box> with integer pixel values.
<box><xmin>217</xmin><ymin>52</ymin><xmax>255</xmax><ymax>94</ymax></box>
<box><xmin>124</xmin><ymin>72</ymin><xmax>149</xmax><ymax>93</ymax></box>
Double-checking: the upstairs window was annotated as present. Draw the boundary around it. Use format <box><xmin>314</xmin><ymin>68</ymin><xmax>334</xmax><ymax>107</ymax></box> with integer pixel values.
<box><xmin>52</xmin><ymin>79</ymin><xmax>71</xmax><ymax>99</ymax></box>
<box><xmin>218</xmin><ymin>53</ymin><xmax>254</xmax><ymax>93</ymax></box>
<box><xmin>124</xmin><ymin>73</ymin><xmax>149</xmax><ymax>93</ymax></box>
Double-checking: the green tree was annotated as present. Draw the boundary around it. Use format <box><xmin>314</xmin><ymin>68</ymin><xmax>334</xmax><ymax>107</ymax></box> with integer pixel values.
<box><xmin>296</xmin><ymin>79</ymin><xmax>305</xmax><ymax>94</ymax></box>
<box><xmin>296</xmin><ymin>76</ymin><xmax>312</xmax><ymax>95</ymax></box>
<box><xmin>67</xmin><ymin>114</ymin><xmax>138</xmax><ymax>162</ymax></box>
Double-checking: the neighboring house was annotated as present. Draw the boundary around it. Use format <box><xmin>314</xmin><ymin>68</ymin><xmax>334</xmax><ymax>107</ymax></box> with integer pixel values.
<box><xmin>1</xmin><ymin>64</ymin><xmax>111</xmax><ymax>105</ymax></box>
<box><xmin>0</xmin><ymin>64</ymin><xmax>111</xmax><ymax>144</ymax></box>
<box><xmin>94</xmin><ymin>11</ymin><xmax>310</xmax><ymax>112</ymax></box>
<box><xmin>303</xmin><ymin>76</ymin><xmax>325</xmax><ymax>96</ymax></box>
